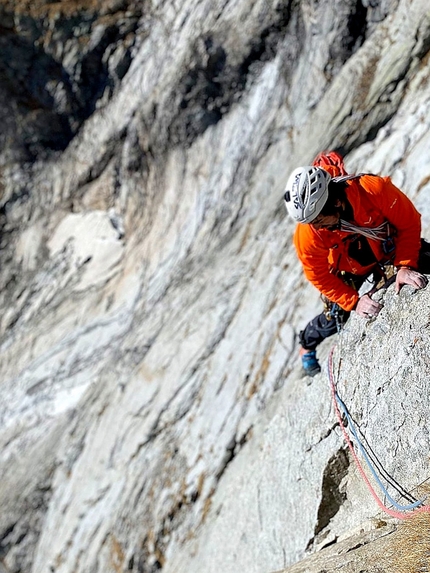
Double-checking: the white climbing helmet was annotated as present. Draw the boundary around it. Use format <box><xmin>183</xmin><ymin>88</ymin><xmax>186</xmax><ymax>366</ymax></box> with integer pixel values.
<box><xmin>283</xmin><ymin>166</ymin><xmax>331</xmax><ymax>223</ymax></box>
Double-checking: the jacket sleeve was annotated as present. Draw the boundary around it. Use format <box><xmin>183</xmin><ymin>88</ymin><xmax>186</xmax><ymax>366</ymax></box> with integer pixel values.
<box><xmin>359</xmin><ymin>175</ymin><xmax>422</xmax><ymax>268</ymax></box>
<box><xmin>294</xmin><ymin>225</ymin><xmax>360</xmax><ymax>311</ymax></box>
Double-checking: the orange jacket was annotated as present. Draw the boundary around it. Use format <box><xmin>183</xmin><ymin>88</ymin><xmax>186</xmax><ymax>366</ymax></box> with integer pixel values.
<box><xmin>293</xmin><ymin>174</ymin><xmax>422</xmax><ymax>311</ymax></box>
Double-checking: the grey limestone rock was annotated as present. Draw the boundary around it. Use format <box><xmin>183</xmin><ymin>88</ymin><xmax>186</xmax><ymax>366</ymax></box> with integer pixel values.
<box><xmin>0</xmin><ymin>0</ymin><xmax>429</xmax><ymax>572</ymax></box>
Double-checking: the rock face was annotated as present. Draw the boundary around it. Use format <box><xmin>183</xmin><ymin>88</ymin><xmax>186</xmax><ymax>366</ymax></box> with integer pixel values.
<box><xmin>0</xmin><ymin>0</ymin><xmax>430</xmax><ymax>572</ymax></box>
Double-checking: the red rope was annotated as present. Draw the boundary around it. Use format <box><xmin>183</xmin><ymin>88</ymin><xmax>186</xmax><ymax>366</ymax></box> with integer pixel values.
<box><xmin>328</xmin><ymin>346</ymin><xmax>430</xmax><ymax>520</ymax></box>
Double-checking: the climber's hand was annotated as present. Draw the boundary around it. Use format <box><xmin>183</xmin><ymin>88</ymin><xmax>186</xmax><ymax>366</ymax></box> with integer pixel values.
<box><xmin>355</xmin><ymin>293</ymin><xmax>383</xmax><ymax>318</ymax></box>
<box><xmin>395</xmin><ymin>267</ymin><xmax>428</xmax><ymax>294</ymax></box>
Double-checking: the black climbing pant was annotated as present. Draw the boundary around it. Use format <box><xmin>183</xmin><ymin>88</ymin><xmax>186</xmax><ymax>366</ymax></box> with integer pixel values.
<box><xmin>418</xmin><ymin>238</ymin><xmax>430</xmax><ymax>273</ymax></box>
<box><xmin>299</xmin><ymin>308</ymin><xmax>350</xmax><ymax>351</ymax></box>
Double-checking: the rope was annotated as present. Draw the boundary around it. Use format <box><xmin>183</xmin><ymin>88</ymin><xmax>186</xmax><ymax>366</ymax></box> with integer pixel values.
<box><xmin>339</xmin><ymin>219</ymin><xmax>390</xmax><ymax>241</ymax></box>
<box><xmin>336</xmin><ymin>330</ymin><xmax>418</xmax><ymax>503</ymax></box>
<box><xmin>335</xmin><ymin>393</ymin><xmax>422</xmax><ymax>511</ymax></box>
<box><xmin>343</xmin><ymin>407</ymin><xmax>418</xmax><ymax>504</ymax></box>
<box><xmin>328</xmin><ymin>346</ymin><xmax>430</xmax><ymax>520</ymax></box>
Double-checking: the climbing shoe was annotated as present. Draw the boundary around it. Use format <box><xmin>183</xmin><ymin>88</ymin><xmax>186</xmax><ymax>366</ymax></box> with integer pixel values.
<box><xmin>300</xmin><ymin>349</ymin><xmax>321</xmax><ymax>378</ymax></box>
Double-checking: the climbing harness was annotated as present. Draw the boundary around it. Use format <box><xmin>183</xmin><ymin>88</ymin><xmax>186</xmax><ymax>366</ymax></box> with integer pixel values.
<box><xmin>328</xmin><ymin>346</ymin><xmax>430</xmax><ymax>520</ymax></box>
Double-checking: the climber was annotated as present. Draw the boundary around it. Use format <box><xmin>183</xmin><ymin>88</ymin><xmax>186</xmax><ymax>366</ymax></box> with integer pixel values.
<box><xmin>283</xmin><ymin>151</ymin><xmax>429</xmax><ymax>377</ymax></box>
